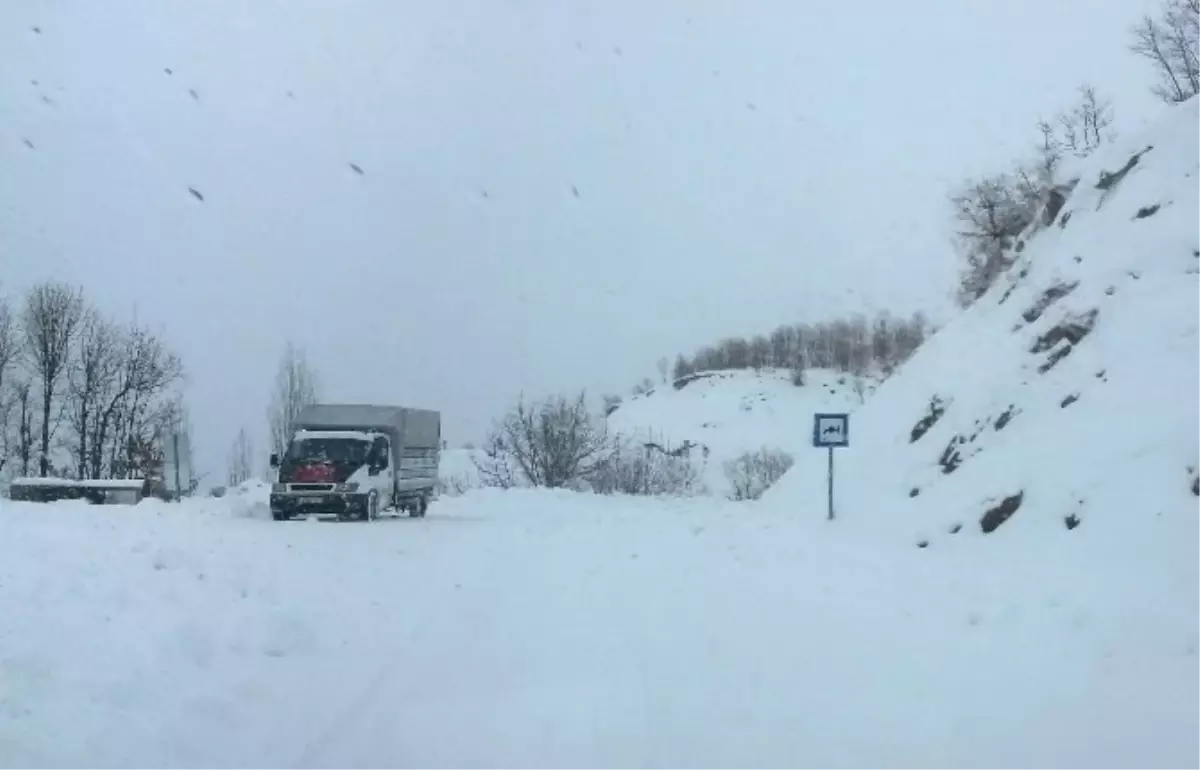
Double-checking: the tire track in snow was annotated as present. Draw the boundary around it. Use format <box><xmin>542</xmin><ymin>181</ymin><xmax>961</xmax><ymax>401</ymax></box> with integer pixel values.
<box><xmin>292</xmin><ymin>510</ymin><xmax>510</xmax><ymax>767</ymax></box>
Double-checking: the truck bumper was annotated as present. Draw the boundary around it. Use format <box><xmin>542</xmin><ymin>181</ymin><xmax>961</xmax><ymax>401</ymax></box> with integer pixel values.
<box><xmin>270</xmin><ymin>492</ymin><xmax>370</xmax><ymax>517</ymax></box>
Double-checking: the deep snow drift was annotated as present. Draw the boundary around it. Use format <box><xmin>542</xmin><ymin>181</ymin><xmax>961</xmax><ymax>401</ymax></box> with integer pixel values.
<box><xmin>607</xmin><ymin>368</ymin><xmax>871</xmax><ymax>496</ymax></box>
<box><xmin>1</xmin><ymin>487</ymin><xmax>1195</xmax><ymax>768</ymax></box>
<box><xmin>770</xmin><ymin>98</ymin><xmax>1199</xmax><ymax>553</ymax></box>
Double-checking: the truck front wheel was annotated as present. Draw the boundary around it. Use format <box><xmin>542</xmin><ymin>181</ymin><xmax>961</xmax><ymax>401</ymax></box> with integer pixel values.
<box><xmin>412</xmin><ymin>494</ymin><xmax>428</xmax><ymax>518</ymax></box>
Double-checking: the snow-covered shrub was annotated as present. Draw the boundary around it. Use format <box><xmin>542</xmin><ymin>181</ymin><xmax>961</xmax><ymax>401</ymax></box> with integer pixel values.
<box><xmin>474</xmin><ymin>391</ymin><xmax>614</xmax><ymax>489</ymax></box>
<box><xmin>591</xmin><ymin>439</ymin><xmax>701</xmax><ymax>497</ymax></box>
<box><xmin>724</xmin><ymin>447</ymin><xmax>794</xmax><ymax>501</ymax></box>
<box><xmin>436</xmin><ymin>474</ymin><xmax>472</xmax><ymax>497</ymax></box>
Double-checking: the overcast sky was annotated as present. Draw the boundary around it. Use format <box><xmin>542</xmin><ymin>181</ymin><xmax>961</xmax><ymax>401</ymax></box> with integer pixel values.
<box><xmin>1</xmin><ymin>0</ymin><xmax>1164</xmax><ymax>482</ymax></box>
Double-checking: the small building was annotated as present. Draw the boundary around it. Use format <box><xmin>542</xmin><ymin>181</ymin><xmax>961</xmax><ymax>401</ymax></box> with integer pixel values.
<box><xmin>8</xmin><ymin>477</ymin><xmax>164</xmax><ymax>505</ymax></box>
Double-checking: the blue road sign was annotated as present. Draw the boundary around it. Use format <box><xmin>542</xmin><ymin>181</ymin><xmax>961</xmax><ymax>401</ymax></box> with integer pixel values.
<box><xmin>812</xmin><ymin>413</ymin><xmax>849</xmax><ymax>448</ymax></box>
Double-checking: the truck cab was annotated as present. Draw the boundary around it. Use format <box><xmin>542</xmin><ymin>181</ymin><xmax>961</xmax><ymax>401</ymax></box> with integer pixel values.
<box><xmin>268</xmin><ymin>404</ymin><xmax>440</xmax><ymax>522</ymax></box>
<box><xmin>270</xmin><ymin>430</ymin><xmax>394</xmax><ymax>520</ymax></box>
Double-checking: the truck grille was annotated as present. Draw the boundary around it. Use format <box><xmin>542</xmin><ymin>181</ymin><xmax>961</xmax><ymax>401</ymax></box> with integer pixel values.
<box><xmin>289</xmin><ymin>483</ymin><xmax>335</xmax><ymax>492</ymax></box>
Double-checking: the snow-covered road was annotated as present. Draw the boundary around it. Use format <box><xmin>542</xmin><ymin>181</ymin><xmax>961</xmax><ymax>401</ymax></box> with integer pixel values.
<box><xmin>1</xmin><ymin>489</ymin><xmax>1196</xmax><ymax>768</ymax></box>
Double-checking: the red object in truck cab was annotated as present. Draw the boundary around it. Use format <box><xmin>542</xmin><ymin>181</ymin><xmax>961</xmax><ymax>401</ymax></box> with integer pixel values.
<box><xmin>292</xmin><ymin>463</ymin><xmax>336</xmax><ymax>483</ymax></box>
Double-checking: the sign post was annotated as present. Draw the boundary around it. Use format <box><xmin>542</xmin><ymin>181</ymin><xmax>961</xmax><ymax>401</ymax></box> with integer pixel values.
<box><xmin>812</xmin><ymin>413</ymin><xmax>849</xmax><ymax>521</ymax></box>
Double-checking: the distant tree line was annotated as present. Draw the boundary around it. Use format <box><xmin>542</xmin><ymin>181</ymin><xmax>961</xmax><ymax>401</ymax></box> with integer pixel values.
<box><xmin>669</xmin><ymin>312</ymin><xmax>931</xmax><ymax>384</ymax></box>
<box><xmin>0</xmin><ymin>281</ymin><xmax>188</xmax><ymax>484</ymax></box>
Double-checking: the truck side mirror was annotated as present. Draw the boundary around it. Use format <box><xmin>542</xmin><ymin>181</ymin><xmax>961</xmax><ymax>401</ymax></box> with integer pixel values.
<box><xmin>269</xmin><ymin>453</ymin><xmax>279</xmax><ymax>468</ymax></box>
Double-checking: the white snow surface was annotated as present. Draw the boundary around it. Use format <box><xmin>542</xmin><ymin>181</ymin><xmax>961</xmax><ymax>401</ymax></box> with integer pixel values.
<box><xmin>768</xmin><ymin>98</ymin><xmax>1200</xmax><ymax>549</ymax></box>
<box><xmin>1</xmin><ymin>486</ymin><xmax>1195</xmax><ymax>768</ymax></box>
<box><xmin>606</xmin><ymin>368</ymin><xmax>871</xmax><ymax>496</ymax></box>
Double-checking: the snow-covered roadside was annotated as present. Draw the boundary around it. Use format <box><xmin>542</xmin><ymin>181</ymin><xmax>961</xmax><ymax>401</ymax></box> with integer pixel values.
<box><xmin>1</xmin><ymin>489</ymin><xmax>1194</xmax><ymax>767</ymax></box>
<box><xmin>606</xmin><ymin>369</ymin><xmax>870</xmax><ymax>497</ymax></box>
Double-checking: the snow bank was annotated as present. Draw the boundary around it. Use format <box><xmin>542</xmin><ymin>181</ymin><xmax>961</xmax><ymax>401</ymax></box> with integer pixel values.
<box><xmin>770</xmin><ymin>98</ymin><xmax>1199</xmax><ymax>553</ymax></box>
<box><xmin>437</xmin><ymin>447</ymin><xmax>485</xmax><ymax>495</ymax></box>
<box><xmin>607</xmin><ymin>368</ymin><xmax>871</xmax><ymax>496</ymax></box>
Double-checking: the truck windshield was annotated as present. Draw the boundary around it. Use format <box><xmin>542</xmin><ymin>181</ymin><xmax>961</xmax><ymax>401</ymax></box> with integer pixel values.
<box><xmin>285</xmin><ymin>438</ymin><xmax>370</xmax><ymax>466</ymax></box>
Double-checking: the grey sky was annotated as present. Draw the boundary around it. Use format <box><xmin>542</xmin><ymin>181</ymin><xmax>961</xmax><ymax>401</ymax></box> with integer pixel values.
<box><xmin>1</xmin><ymin>0</ymin><xmax>1163</xmax><ymax>481</ymax></box>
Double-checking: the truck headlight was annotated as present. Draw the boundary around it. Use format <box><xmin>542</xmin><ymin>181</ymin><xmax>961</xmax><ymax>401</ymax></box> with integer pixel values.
<box><xmin>271</xmin><ymin>483</ymin><xmax>285</xmax><ymax>494</ymax></box>
<box><xmin>343</xmin><ymin>482</ymin><xmax>359</xmax><ymax>493</ymax></box>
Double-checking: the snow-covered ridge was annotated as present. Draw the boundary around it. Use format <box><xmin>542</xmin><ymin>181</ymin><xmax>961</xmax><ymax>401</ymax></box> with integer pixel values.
<box><xmin>770</xmin><ymin>98</ymin><xmax>1199</xmax><ymax>551</ymax></box>
<box><xmin>606</xmin><ymin>367</ymin><xmax>875</xmax><ymax>496</ymax></box>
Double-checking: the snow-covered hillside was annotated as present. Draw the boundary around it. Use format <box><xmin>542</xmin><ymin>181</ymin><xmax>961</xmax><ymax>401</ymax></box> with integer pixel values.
<box><xmin>607</xmin><ymin>368</ymin><xmax>872</xmax><ymax>495</ymax></box>
<box><xmin>770</xmin><ymin>98</ymin><xmax>1199</xmax><ymax>551</ymax></box>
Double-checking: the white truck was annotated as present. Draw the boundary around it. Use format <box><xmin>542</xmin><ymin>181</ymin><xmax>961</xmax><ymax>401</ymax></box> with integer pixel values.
<box><xmin>269</xmin><ymin>404</ymin><xmax>440</xmax><ymax>521</ymax></box>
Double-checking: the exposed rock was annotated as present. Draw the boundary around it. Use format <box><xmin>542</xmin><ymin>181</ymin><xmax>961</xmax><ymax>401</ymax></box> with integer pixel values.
<box><xmin>1096</xmin><ymin>145</ymin><xmax>1152</xmax><ymax>192</ymax></box>
<box><xmin>1032</xmin><ymin>309</ymin><xmax>1099</xmax><ymax>350</ymax></box>
<box><xmin>939</xmin><ymin>436</ymin><xmax>964</xmax><ymax>474</ymax></box>
<box><xmin>1022</xmin><ymin>281</ymin><xmax>1079</xmax><ymax>324</ymax></box>
<box><xmin>910</xmin><ymin>395</ymin><xmax>947</xmax><ymax>443</ymax></box>
<box><xmin>1043</xmin><ymin>185</ymin><xmax>1070</xmax><ymax>225</ymax></box>
<box><xmin>980</xmin><ymin>492</ymin><xmax>1023</xmax><ymax>534</ymax></box>
<box><xmin>1039</xmin><ymin>344</ymin><xmax>1072</xmax><ymax>374</ymax></box>
<box><xmin>994</xmin><ymin>404</ymin><xmax>1019</xmax><ymax>431</ymax></box>
<box><xmin>1031</xmin><ymin>310</ymin><xmax>1098</xmax><ymax>372</ymax></box>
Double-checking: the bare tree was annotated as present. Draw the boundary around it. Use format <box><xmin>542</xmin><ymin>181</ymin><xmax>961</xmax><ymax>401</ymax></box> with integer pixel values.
<box><xmin>672</xmin><ymin>354</ymin><xmax>691</xmax><ymax>381</ymax></box>
<box><xmin>0</xmin><ymin>297</ymin><xmax>15</xmax><ymax>474</ymax></box>
<box><xmin>267</xmin><ymin>341</ymin><xmax>320</xmax><ymax>460</ymax></box>
<box><xmin>474</xmin><ymin>429</ymin><xmax>521</xmax><ymax>488</ymax></box>
<box><xmin>1056</xmin><ymin>84</ymin><xmax>1114</xmax><ymax>159</ymax></box>
<box><xmin>656</xmin><ymin>356</ymin><xmax>670</xmax><ymax>384</ymax></box>
<box><xmin>155</xmin><ymin>397</ymin><xmax>195</xmax><ymax>494</ymax></box>
<box><xmin>749</xmin><ymin>334</ymin><xmax>772</xmax><ymax>370</ymax></box>
<box><xmin>725</xmin><ymin>447</ymin><xmax>794</xmax><ymax>501</ymax></box>
<box><xmin>228</xmin><ymin>427</ymin><xmax>254</xmax><ymax>486</ymax></box>
<box><xmin>22</xmin><ymin>282</ymin><xmax>84</xmax><ymax>476</ymax></box>
<box><xmin>94</xmin><ymin>325</ymin><xmax>183</xmax><ymax>479</ymax></box>
<box><xmin>67</xmin><ymin>310</ymin><xmax>119</xmax><ymax>478</ymax></box>
<box><xmin>13</xmin><ymin>380</ymin><xmax>34</xmax><ymax>477</ymax></box>
<box><xmin>1131</xmin><ymin>0</ymin><xmax>1200</xmax><ymax>103</ymax></box>
<box><xmin>950</xmin><ymin>174</ymin><xmax>1038</xmax><ymax>306</ymax></box>
<box><xmin>473</xmin><ymin>391</ymin><xmax>614</xmax><ymax>489</ymax></box>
